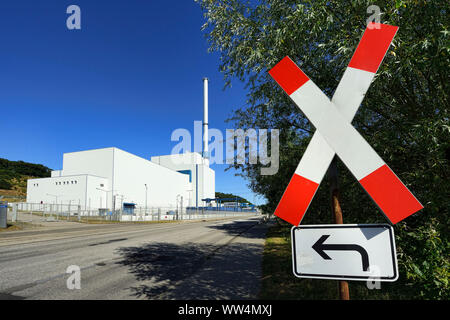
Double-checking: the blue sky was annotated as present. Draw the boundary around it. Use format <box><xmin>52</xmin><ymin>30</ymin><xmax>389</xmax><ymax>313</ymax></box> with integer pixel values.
<box><xmin>0</xmin><ymin>0</ymin><xmax>266</xmax><ymax>205</ymax></box>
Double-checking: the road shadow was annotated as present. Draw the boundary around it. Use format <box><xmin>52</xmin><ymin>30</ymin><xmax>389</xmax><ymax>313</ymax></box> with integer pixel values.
<box><xmin>116</xmin><ymin>240</ymin><xmax>264</xmax><ymax>300</ymax></box>
<box><xmin>206</xmin><ymin>219</ymin><xmax>267</xmax><ymax>239</ymax></box>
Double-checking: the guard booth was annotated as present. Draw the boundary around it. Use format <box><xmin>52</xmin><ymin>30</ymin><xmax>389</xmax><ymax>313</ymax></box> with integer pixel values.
<box><xmin>122</xmin><ymin>203</ymin><xmax>136</xmax><ymax>215</ymax></box>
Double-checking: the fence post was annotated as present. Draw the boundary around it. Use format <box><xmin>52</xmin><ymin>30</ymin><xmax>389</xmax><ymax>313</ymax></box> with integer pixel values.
<box><xmin>12</xmin><ymin>203</ymin><xmax>17</xmax><ymax>222</ymax></box>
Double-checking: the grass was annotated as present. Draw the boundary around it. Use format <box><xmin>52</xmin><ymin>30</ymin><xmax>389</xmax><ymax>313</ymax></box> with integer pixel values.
<box><xmin>77</xmin><ymin>219</ymin><xmax>179</xmax><ymax>225</ymax></box>
<box><xmin>14</xmin><ymin>211</ymin><xmax>240</xmax><ymax>225</ymax></box>
<box><xmin>258</xmin><ymin>220</ymin><xmax>392</xmax><ymax>300</ymax></box>
<box><xmin>15</xmin><ymin>212</ymin><xmax>181</xmax><ymax>224</ymax></box>
<box><xmin>0</xmin><ymin>188</ymin><xmax>26</xmax><ymax>203</ymax></box>
<box><xmin>0</xmin><ymin>221</ymin><xmax>37</xmax><ymax>232</ymax></box>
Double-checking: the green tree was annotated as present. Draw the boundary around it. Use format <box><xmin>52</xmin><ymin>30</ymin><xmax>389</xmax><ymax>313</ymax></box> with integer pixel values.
<box><xmin>0</xmin><ymin>158</ymin><xmax>51</xmax><ymax>178</ymax></box>
<box><xmin>0</xmin><ymin>159</ymin><xmax>51</xmax><ymax>190</ymax></box>
<box><xmin>215</xmin><ymin>191</ymin><xmax>252</xmax><ymax>204</ymax></box>
<box><xmin>197</xmin><ymin>0</ymin><xmax>449</xmax><ymax>299</ymax></box>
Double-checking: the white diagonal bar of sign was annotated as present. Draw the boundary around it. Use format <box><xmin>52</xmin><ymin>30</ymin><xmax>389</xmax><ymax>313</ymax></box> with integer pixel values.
<box><xmin>269</xmin><ymin>33</ymin><xmax>423</xmax><ymax>225</ymax></box>
<box><xmin>271</xmin><ymin>23</ymin><xmax>400</xmax><ymax>226</ymax></box>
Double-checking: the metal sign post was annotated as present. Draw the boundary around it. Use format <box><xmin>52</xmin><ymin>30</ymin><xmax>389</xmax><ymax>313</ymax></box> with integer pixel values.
<box><xmin>328</xmin><ymin>157</ymin><xmax>349</xmax><ymax>299</ymax></box>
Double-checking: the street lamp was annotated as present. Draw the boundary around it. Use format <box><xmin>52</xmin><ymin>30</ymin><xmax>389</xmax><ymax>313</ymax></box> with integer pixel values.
<box><xmin>176</xmin><ymin>194</ymin><xmax>184</xmax><ymax>220</ymax></box>
<box><xmin>114</xmin><ymin>194</ymin><xmax>124</xmax><ymax>210</ymax></box>
<box><xmin>67</xmin><ymin>199</ymin><xmax>77</xmax><ymax>220</ymax></box>
<box><xmin>176</xmin><ymin>194</ymin><xmax>181</xmax><ymax>218</ymax></box>
<box><xmin>114</xmin><ymin>193</ymin><xmax>124</xmax><ymax>220</ymax></box>
<box><xmin>144</xmin><ymin>184</ymin><xmax>148</xmax><ymax>215</ymax></box>
<box><xmin>46</xmin><ymin>193</ymin><xmax>61</xmax><ymax>204</ymax></box>
<box><xmin>96</xmin><ymin>188</ymin><xmax>115</xmax><ymax>210</ymax></box>
<box><xmin>46</xmin><ymin>193</ymin><xmax>62</xmax><ymax>219</ymax></box>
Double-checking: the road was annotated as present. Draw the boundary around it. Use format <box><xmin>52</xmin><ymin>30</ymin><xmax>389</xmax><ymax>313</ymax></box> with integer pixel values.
<box><xmin>0</xmin><ymin>216</ymin><xmax>268</xmax><ymax>300</ymax></box>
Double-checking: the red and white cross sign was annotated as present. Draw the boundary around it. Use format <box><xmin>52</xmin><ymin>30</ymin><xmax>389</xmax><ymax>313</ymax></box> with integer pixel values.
<box><xmin>269</xmin><ymin>23</ymin><xmax>423</xmax><ymax>226</ymax></box>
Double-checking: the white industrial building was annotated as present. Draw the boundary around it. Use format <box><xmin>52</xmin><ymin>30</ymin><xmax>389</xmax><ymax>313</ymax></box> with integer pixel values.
<box><xmin>26</xmin><ymin>147</ymin><xmax>215</xmax><ymax>211</ymax></box>
<box><xmin>26</xmin><ymin>78</ymin><xmax>215</xmax><ymax>212</ymax></box>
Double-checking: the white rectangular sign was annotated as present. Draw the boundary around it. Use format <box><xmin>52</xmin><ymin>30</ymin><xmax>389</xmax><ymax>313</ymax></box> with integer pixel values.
<box><xmin>291</xmin><ymin>224</ymin><xmax>398</xmax><ymax>282</ymax></box>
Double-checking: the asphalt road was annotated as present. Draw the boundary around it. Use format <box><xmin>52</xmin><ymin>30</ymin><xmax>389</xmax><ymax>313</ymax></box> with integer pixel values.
<box><xmin>0</xmin><ymin>216</ymin><xmax>268</xmax><ymax>300</ymax></box>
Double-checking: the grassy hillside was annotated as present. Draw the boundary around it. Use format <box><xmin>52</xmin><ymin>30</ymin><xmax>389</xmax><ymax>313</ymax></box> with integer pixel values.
<box><xmin>0</xmin><ymin>158</ymin><xmax>51</xmax><ymax>202</ymax></box>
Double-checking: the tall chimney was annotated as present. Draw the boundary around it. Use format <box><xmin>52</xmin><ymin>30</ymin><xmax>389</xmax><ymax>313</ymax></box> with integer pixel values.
<box><xmin>203</xmin><ymin>77</ymin><xmax>209</xmax><ymax>164</ymax></box>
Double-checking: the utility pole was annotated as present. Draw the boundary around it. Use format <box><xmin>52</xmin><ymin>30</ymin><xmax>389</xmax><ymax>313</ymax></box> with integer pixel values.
<box><xmin>96</xmin><ymin>187</ymin><xmax>115</xmax><ymax>213</ymax></box>
<box><xmin>180</xmin><ymin>196</ymin><xmax>183</xmax><ymax>220</ymax></box>
<box><xmin>144</xmin><ymin>184</ymin><xmax>148</xmax><ymax>215</ymax></box>
<box><xmin>117</xmin><ymin>195</ymin><xmax>123</xmax><ymax>213</ymax></box>
<box><xmin>119</xmin><ymin>195</ymin><xmax>124</xmax><ymax>220</ymax></box>
<box><xmin>176</xmin><ymin>195</ymin><xmax>179</xmax><ymax>219</ymax></box>
<box><xmin>68</xmin><ymin>200</ymin><xmax>72</xmax><ymax>220</ymax></box>
<box><xmin>328</xmin><ymin>156</ymin><xmax>350</xmax><ymax>300</ymax></box>
<box><xmin>46</xmin><ymin>193</ymin><xmax>62</xmax><ymax>220</ymax></box>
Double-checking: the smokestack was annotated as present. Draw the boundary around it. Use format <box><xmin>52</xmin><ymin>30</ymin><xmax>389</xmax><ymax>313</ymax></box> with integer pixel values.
<box><xmin>203</xmin><ymin>77</ymin><xmax>209</xmax><ymax>164</ymax></box>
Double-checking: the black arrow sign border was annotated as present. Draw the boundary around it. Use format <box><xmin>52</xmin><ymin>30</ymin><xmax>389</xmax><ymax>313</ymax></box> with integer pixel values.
<box><xmin>291</xmin><ymin>224</ymin><xmax>398</xmax><ymax>281</ymax></box>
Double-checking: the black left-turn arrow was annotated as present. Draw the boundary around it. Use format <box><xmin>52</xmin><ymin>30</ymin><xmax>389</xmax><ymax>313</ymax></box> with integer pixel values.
<box><xmin>312</xmin><ymin>235</ymin><xmax>370</xmax><ymax>271</ymax></box>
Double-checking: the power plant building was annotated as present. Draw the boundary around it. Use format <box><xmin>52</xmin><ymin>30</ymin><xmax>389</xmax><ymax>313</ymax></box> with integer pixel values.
<box><xmin>26</xmin><ymin>147</ymin><xmax>214</xmax><ymax>210</ymax></box>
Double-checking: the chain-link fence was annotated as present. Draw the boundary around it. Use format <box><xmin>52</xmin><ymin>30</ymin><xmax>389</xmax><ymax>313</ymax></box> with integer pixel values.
<box><xmin>6</xmin><ymin>202</ymin><xmax>259</xmax><ymax>224</ymax></box>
